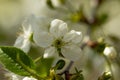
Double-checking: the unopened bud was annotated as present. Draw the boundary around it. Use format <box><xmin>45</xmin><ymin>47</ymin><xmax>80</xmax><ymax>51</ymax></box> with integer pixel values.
<box><xmin>98</xmin><ymin>71</ymin><xmax>112</xmax><ymax>80</ymax></box>
<box><xmin>104</xmin><ymin>46</ymin><xmax>117</xmax><ymax>59</ymax></box>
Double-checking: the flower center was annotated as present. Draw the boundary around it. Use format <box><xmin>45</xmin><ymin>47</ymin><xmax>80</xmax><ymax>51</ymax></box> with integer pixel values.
<box><xmin>53</xmin><ymin>39</ymin><xmax>65</xmax><ymax>57</ymax></box>
<box><xmin>54</xmin><ymin>39</ymin><xmax>63</xmax><ymax>48</ymax></box>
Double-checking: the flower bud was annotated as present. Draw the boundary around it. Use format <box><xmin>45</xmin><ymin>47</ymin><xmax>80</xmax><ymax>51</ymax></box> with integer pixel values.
<box><xmin>98</xmin><ymin>71</ymin><xmax>112</xmax><ymax>80</ymax></box>
<box><xmin>103</xmin><ymin>46</ymin><xmax>117</xmax><ymax>59</ymax></box>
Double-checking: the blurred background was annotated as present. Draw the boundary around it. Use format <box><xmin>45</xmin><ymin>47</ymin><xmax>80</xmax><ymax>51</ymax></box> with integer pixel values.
<box><xmin>0</xmin><ymin>0</ymin><xmax>120</xmax><ymax>80</ymax></box>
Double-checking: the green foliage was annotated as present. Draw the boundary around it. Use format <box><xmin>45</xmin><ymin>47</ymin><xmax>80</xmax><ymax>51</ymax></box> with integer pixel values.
<box><xmin>55</xmin><ymin>75</ymin><xmax>64</xmax><ymax>80</ymax></box>
<box><xmin>56</xmin><ymin>59</ymin><xmax>65</xmax><ymax>70</ymax></box>
<box><xmin>35</xmin><ymin>57</ymin><xmax>54</xmax><ymax>78</ymax></box>
<box><xmin>70</xmin><ymin>68</ymin><xmax>84</xmax><ymax>80</ymax></box>
<box><xmin>0</xmin><ymin>46</ymin><xmax>35</xmax><ymax>76</ymax></box>
<box><xmin>0</xmin><ymin>46</ymin><xmax>54</xmax><ymax>79</ymax></box>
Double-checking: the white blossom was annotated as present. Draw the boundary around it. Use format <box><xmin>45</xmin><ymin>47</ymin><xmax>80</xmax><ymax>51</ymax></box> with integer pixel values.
<box><xmin>22</xmin><ymin>77</ymin><xmax>37</xmax><ymax>80</ymax></box>
<box><xmin>5</xmin><ymin>73</ymin><xmax>23</xmax><ymax>80</ymax></box>
<box><xmin>14</xmin><ymin>17</ymin><xmax>33</xmax><ymax>53</ymax></box>
<box><xmin>33</xmin><ymin>19</ymin><xmax>82</xmax><ymax>61</ymax></box>
<box><xmin>11</xmin><ymin>74</ymin><xmax>19</xmax><ymax>80</ymax></box>
<box><xmin>103</xmin><ymin>46</ymin><xmax>117</xmax><ymax>59</ymax></box>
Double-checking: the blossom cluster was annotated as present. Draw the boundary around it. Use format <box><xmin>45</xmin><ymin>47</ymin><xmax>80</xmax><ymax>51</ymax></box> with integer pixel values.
<box><xmin>1</xmin><ymin>0</ymin><xmax>119</xmax><ymax>80</ymax></box>
<box><xmin>14</xmin><ymin>16</ymin><xmax>82</xmax><ymax>62</ymax></box>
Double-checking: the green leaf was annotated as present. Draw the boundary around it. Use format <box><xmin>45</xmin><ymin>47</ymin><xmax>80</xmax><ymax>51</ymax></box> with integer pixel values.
<box><xmin>71</xmin><ymin>75</ymin><xmax>84</xmax><ymax>80</ymax></box>
<box><xmin>0</xmin><ymin>46</ymin><xmax>35</xmax><ymax>76</ymax></box>
<box><xmin>71</xmin><ymin>68</ymin><xmax>84</xmax><ymax>80</ymax></box>
<box><xmin>56</xmin><ymin>59</ymin><xmax>65</xmax><ymax>70</ymax></box>
<box><xmin>36</xmin><ymin>57</ymin><xmax>54</xmax><ymax>78</ymax></box>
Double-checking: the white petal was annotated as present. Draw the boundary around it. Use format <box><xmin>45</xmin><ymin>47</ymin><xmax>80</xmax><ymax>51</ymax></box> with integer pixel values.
<box><xmin>58</xmin><ymin>23</ymin><xmax>68</xmax><ymax>38</ymax></box>
<box><xmin>104</xmin><ymin>46</ymin><xmax>117</xmax><ymax>58</ymax></box>
<box><xmin>61</xmin><ymin>44</ymin><xmax>82</xmax><ymax>61</ymax></box>
<box><xmin>22</xmin><ymin>16</ymin><xmax>33</xmax><ymax>33</ymax></box>
<box><xmin>44</xmin><ymin>47</ymin><xmax>59</xmax><ymax>66</ymax></box>
<box><xmin>33</xmin><ymin>31</ymin><xmax>54</xmax><ymax>48</ymax></box>
<box><xmin>28</xmin><ymin>16</ymin><xmax>53</xmax><ymax>48</ymax></box>
<box><xmin>14</xmin><ymin>36</ymin><xmax>24</xmax><ymax>48</ymax></box>
<box><xmin>22</xmin><ymin>15</ymin><xmax>40</xmax><ymax>38</ymax></box>
<box><xmin>32</xmin><ymin>16</ymin><xmax>51</xmax><ymax>33</ymax></box>
<box><xmin>23</xmin><ymin>77</ymin><xmax>37</xmax><ymax>80</ymax></box>
<box><xmin>44</xmin><ymin>47</ymin><xmax>58</xmax><ymax>58</ymax></box>
<box><xmin>14</xmin><ymin>15</ymin><xmax>34</xmax><ymax>53</ymax></box>
<box><xmin>23</xmin><ymin>27</ymin><xmax>33</xmax><ymax>40</ymax></box>
<box><xmin>21</xmin><ymin>39</ymin><xmax>31</xmax><ymax>53</ymax></box>
<box><xmin>24</xmin><ymin>15</ymin><xmax>51</xmax><ymax>37</ymax></box>
<box><xmin>21</xmin><ymin>16</ymin><xmax>33</xmax><ymax>40</ymax></box>
<box><xmin>14</xmin><ymin>21</ymin><xmax>32</xmax><ymax>53</ymax></box>
<box><xmin>50</xmin><ymin>19</ymin><xmax>68</xmax><ymax>38</ymax></box>
<box><xmin>14</xmin><ymin>36</ymin><xmax>31</xmax><ymax>53</ymax></box>
<box><xmin>11</xmin><ymin>74</ymin><xmax>19</xmax><ymax>80</ymax></box>
<box><xmin>63</xmin><ymin>30</ymin><xmax>82</xmax><ymax>44</ymax></box>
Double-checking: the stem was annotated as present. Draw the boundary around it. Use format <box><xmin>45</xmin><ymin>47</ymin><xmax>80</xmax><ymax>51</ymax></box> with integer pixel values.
<box><xmin>65</xmin><ymin>71</ymin><xmax>70</xmax><ymax>80</ymax></box>
<box><xmin>65</xmin><ymin>61</ymin><xmax>73</xmax><ymax>80</ymax></box>
<box><xmin>34</xmin><ymin>57</ymin><xmax>41</xmax><ymax>63</ymax></box>
<box><xmin>16</xmin><ymin>54</ymin><xmax>43</xmax><ymax>80</ymax></box>
<box><xmin>65</xmin><ymin>61</ymin><xmax>74</xmax><ymax>71</ymax></box>
<box><xmin>57</xmin><ymin>61</ymin><xmax>73</xmax><ymax>80</ymax></box>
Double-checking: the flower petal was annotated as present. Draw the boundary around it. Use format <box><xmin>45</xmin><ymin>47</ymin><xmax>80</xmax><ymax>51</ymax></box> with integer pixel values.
<box><xmin>21</xmin><ymin>39</ymin><xmax>31</xmax><ymax>53</ymax></box>
<box><xmin>32</xmin><ymin>16</ymin><xmax>51</xmax><ymax>33</ymax></box>
<box><xmin>14</xmin><ymin>36</ymin><xmax>31</xmax><ymax>53</ymax></box>
<box><xmin>22</xmin><ymin>16</ymin><xmax>33</xmax><ymax>33</ymax></box>
<box><xmin>14</xmin><ymin>16</ymin><xmax>33</xmax><ymax>53</ymax></box>
<box><xmin>63</xmin><ymin>30</ymin><xmax>82</xmax><ymax>44</ymax></box>
<box><xmin>33</xmin><ymin>31</ymin><xmax>54</xmax><ymax>48</ymax></box>
<box><xmin>58</xmin><ymin>23</ymin><xmax>68</xmax><ymax>38</ymax></box>
<box><xmin>61</xmin><ymin>44</ymin><xmax>82</xmax><ymax>61</ymax></box>
<box><xmin>27</xmin><ymin>16</ymin><xmax>53</xmax><ymax>47</ymax></box>
<box><xmin>44</xmin><ymin>47</ymin><xmax>58</xmax><ymax>58</ymax></box>
<box><xmin>14</xmin><ymin>36</ymin><xmax>24</xmax><ymax>48</ymax></box>
<box><xmin>23</xmin><ymin>15</ymin><xmax>50</xmax><ymax>36</ymax></box>
<box><xmin>44</xmin><ymin>47</ymin><xmax>60</xmax><ymax>66</ymax></box>
<box><xmin>50</xmin><ymin>19</ymin><xmax>68</xmax><ymax>38</ymax></box>
<box><xmin>23</xmin><ymin>77</ymin><xmax>37</xmax><ymax>80</ymax></box>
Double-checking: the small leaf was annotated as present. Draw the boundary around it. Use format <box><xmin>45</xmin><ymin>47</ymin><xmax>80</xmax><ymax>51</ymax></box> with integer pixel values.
<box><xmin>56</xmin><ymin>59</ymin><xmax>65</xmax><ymax>70</ymax></box>
<box><xmin>36</xmin><ymin>57</ymin><xmax>54</xmax><ymax>78</ymax></box>
<box><xmin>0</xmin><ymin>46</ymin><xmax>35</xmax><ymax>76</ymax></box>
<box><xmin>71</xmin><ymin>68</ymin><xmax>84</xmax><ymax>80</ymax></box>
<box><xmin>71</xmin><ymin>75</ymin><xmax>84</xmax><ymax>80</ymax></box>
<box><xmin>75</xmin><ymin>67</ymin><xmax>82</xmax><ymax>74</ymax></box>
